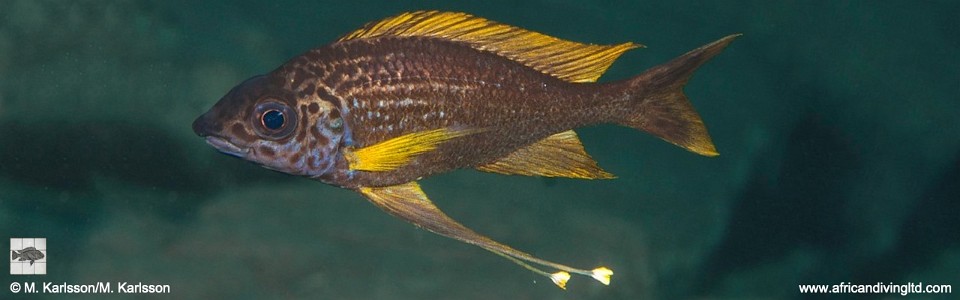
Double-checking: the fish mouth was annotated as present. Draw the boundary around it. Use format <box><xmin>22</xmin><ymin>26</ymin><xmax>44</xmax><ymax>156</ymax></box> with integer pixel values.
<box><xmin>205</xmin><ymin>136</ymin><xmax>249</xmax><ymax>158</ymax></box>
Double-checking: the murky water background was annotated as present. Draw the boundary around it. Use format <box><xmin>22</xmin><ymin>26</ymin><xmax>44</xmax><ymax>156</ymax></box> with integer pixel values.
<box><xmin>1</xmin><ymin>1</ymin><xmax>957</xmax><ymax>299</ymax></box>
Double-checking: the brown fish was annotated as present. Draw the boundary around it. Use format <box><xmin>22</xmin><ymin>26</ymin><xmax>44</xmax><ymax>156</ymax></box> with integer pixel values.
<box><xmin>193</xmin><ymin>11</ymin><xmax>738</xmax><ymax>288</ymax></box>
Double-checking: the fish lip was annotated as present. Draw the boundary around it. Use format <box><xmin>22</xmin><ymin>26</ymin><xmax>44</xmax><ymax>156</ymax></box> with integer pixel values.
<box><xmin>205</xmin><ymin>136</ymin><xmax>249</xmax><ymax>158</ymax></box>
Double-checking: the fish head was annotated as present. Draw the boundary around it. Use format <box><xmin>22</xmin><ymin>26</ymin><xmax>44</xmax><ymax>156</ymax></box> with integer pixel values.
<box><xmin>193</xmin><ymin>75</ymin><xmax>345</xmax><ymax>177</ymax></box>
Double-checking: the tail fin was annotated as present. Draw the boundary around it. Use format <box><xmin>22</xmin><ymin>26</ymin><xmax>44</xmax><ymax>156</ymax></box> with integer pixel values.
<box><xmin>12</xmin><ymin>250</ymin><xmax>18</xmax><ymax>260</ymax></box>
<box><xmin>618</xmin><ymin>34</ymin><xmax>740</xmax><ymax>157</ymax></box>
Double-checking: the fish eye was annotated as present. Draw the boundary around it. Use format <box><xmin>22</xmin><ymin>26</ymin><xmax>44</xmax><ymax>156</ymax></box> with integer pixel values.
<box><xmin>262</xmin><ymin>110</ymin><xmax>285</xmax><ymax>130</ymax></box>
<box><xmin>252</xmin><ymin>100</ymin><xmax>297</xmax><ymax>139</ymax></box>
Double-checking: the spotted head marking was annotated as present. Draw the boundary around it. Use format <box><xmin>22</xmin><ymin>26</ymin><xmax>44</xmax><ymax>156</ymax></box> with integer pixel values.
<box><xmin>193</xmin><ymin>74</ymin><xmax>346</xmax><ymax>177</ymax></box>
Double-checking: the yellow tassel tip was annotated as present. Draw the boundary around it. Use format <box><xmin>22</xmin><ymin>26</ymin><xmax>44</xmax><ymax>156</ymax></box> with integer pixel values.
<box><xmin>591</xmin><ymin>267</ymin><xmax>613</xmax><ymax>285</ymax></box>
<box><xmin>550</xmin><ymin>271</ymin><xmax>571</xmax><ymax>289</ymax></box>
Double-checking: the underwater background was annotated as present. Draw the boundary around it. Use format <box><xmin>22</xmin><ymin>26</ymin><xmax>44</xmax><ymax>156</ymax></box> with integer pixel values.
<box><xmin>1</xmin><ymin>0</ymin><xmax>957</xmax><ymax>299</ymax></box>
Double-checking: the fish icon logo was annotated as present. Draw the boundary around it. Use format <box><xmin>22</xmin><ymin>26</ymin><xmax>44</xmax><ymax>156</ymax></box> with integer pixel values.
<box><xmin>10</xmin><ymin>238</ymin><xmax>46</xmax><ymax>275</ymax></box>
<box><xmin>12</xmin><ymin>247</ymin><xmax>45</xmax><ymax>265</ymax></box>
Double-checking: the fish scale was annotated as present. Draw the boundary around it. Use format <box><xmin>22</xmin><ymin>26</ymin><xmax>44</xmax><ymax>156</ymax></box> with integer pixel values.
<box><xmin>287</xmin><ymin>37</ymin><xmax>613</xmax><ymax>187</ymax></box>
<box><xmin>193</xmin><ymin>10</ymin><xmax>738</xmax><ymax>289</ymax></box>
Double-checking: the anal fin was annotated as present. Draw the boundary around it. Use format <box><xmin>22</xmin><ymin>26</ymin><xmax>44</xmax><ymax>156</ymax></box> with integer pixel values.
<box><xmin>358</xmin><ymin>182</ymin><xmax>612</xmax><ymax>288</ymax></box>
<box><xmin>477</xmin><ymin>130</ymin><xmax>615</xmax><ymax>179</ymax></box>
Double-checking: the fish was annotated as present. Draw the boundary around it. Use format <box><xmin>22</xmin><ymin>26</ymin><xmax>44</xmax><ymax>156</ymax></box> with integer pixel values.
<box><xmin>192</xmin><ymin>11</ymin><xmax>738</xmax><ymax>289</ymax></box>
<box><xmin>12</xmin><ymin>247</ymin><xmax>45</xmax><ymax>265</ymax></box>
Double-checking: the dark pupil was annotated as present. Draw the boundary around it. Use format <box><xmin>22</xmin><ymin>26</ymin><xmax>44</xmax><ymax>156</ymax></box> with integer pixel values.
<box><xmin>262</xmin><ymin>110</ymin><xmax>285</xmax><ymax>130</ymax></box>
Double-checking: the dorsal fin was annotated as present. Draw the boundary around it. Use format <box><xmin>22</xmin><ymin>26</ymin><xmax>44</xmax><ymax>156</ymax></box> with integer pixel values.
<box><xmin>338</xmin><ymin>11</ymin><xmax>641</xmax><ymax>83</ymax></box>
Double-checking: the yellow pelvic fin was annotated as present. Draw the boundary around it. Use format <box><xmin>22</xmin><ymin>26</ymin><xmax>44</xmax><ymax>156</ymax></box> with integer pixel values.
<box><xmin>476</xmin><ymin>130</ymin><xmax>615</xmax><ymax>179</ymax></box>
<box><xmin>345</xmin><ymin>128</ymin><xmax>481</xmax><ymax>172</ymax></box>
<box><xmin>339</xmin><ymin>11</ymin><xmax>641</xmax><ymax>83</ymax></box>
<box><xmin>357</xmin><ymin>182</ymin><xmax>613</xmax><ymax>288</ymax></box>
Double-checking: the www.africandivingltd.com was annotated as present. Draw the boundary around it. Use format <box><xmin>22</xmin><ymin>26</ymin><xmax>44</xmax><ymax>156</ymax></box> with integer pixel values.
<box><xmin>799</xmin><ymin>281</ymin><xmax>952</xmax><ymax>296</ymax></box>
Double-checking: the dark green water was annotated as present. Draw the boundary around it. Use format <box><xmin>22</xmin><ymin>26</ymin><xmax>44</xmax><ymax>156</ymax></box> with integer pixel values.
<box><xmin>2</xmin><ymin>1</ymin><xmax>957</xmax><ymax>299</ymax></box>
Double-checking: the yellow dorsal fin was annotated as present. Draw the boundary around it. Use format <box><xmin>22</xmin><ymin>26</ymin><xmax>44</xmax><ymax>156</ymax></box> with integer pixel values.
<box><xmin>476</xmin><ymin>130</ymin><xmax>615</xmax><ymax>179</ymax></box>
<box><xmin>344</xmin><ymin>128</ymin><xmax>482</xmax><ymax>172</ymax></box>
<box><xmin>339</xmin><ymin>11</ymin><xmax>641</xmax><ymax>83</ymax></box>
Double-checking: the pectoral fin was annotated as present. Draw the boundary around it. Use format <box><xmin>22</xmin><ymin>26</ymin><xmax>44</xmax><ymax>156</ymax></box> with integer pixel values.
<box><xmin>344</xmin><ymin>128</ymin><xmax>482</xmax><ymax>172</ymax></box>
<box><xmin>477</xmin><ymin>130</ymin><xmax>615</xmax><ymax>179</ymax></box>
<box><xmin>358</xmin><ymin>181</ymin><xmax>612</xmax><ymax>288</ymax></box>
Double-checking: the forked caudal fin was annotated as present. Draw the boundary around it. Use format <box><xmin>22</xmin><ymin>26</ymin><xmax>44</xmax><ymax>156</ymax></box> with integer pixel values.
<box><xmin>619</xmin><ymin>34</ymin><xmax>741</xmax><ymax>157</ymax></box>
